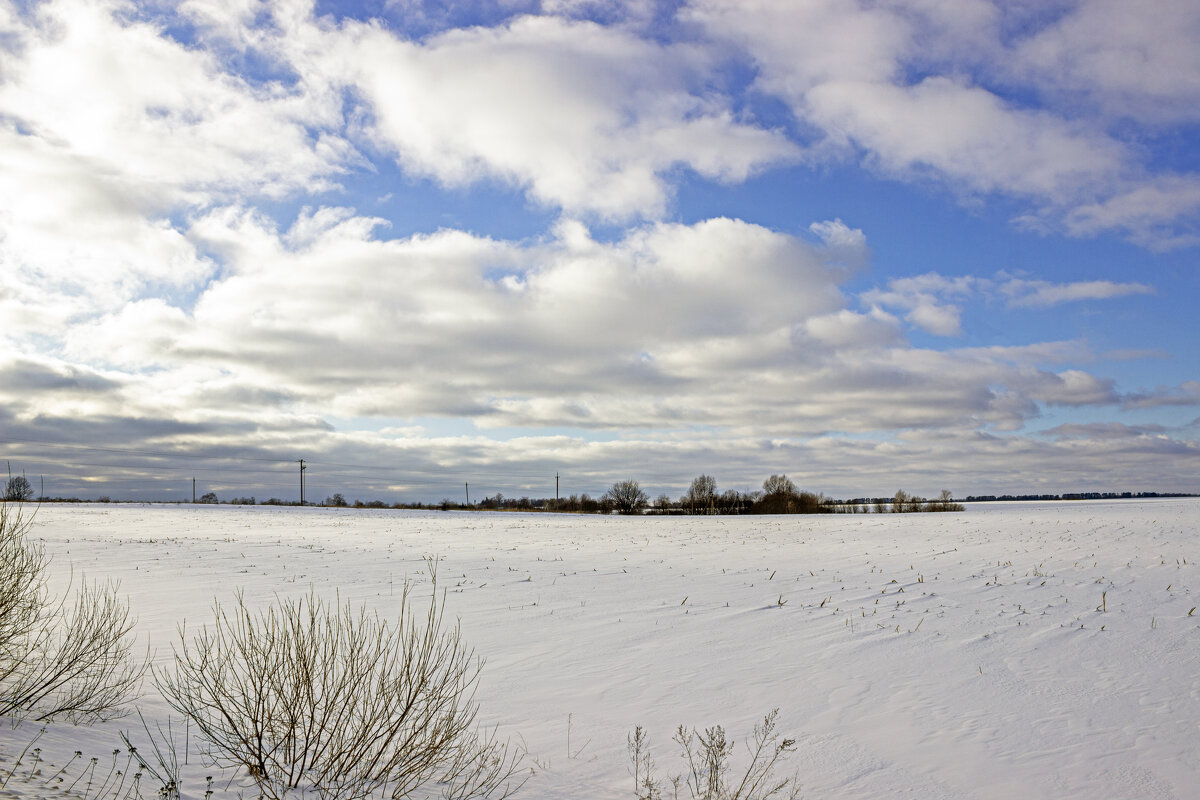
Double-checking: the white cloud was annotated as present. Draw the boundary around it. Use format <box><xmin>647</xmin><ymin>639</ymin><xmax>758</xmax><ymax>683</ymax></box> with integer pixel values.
<box><xmin>808</xmin><ymin>218</ymin><xmax>870</xmax><ymax>274</ymax></box>
<box><xmin>1001</xmin><ymin>278</ymin><xmax>1154</xmax><ymax>309</ymax></box>
<box><xmin>805</xmin><ymin>77</ymin><xmax>1122</xmax><ymax>201</ymax></box>
<box><xmin>1063</xmin><ymin>176</ymin><xmax>1200</xmax><ymax>250</ymax></box>
<box><xmin>859</xmin><ymin>272</ymin><xmax>975</xmax><ymax>336</ymax></box>
<box><xmin>861</xmin><ymin>271</ymin><xmax>1157</xmax><ymax>335</ymax></box>
<box><xmin>905</xmin><ymin>302</ymin><xmax>963</xmax><ymax>337</ymax></box>
<box><xmin>0</xmin><ymin>0</ymin><xmax>354</xmax><ymax>204</ymax></box>
<box><xmin>800</xmin><ymin>308</ymin><xmax>903</xmax><ymax>350</ymax></box>
<box><xmin>1013</xmin><ymin>0</ymin><xmax>1200</xmax><ymax>124</ymax></box>
<box><xmin>686</xmin><ymin>0</ymin><xmax>1200</xmax><ymax>246</ymax></box>
<box><xmin>0</xmin><ymin>0</ymin><xmax>358</xmax><ymax>350</ymax></box>
<box><xmin>21</xmin><ymin>204</ymin><xmax>1156</xmax><ymax>444</ymax></box>
<box><xmin>291</xmin><ymin>13</ymin><xmax>798</xmax><ymax>219</ymax></box>
<box><xmin>685</xmin><ymin>0</ymin><xmax>909</xmax><ymax>95</ymax></box>
<box><xmin>958</xmin><ymin>340</ymin><xmax>1094</xmax><ymax>366</ymax></box>
<box><xmin>1020</xmin><ymin>368</ymin><xmax>1118</xmax><ymax>407</ymax></box>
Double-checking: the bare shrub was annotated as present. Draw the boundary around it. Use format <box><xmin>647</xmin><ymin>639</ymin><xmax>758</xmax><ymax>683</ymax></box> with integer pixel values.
<box><xmin>754</xmin><ymin>476</ymin><xmax>826</xmax><ymax>515</ymax></box>
<box><xmin>925</xmin><ymin>490</ymin><xmax>965</xmax><ymax>512</ymax></box>
<box><xmin>120</xmin><ymin>710</ymin><xmax>185</xmax><ymax>800</ymax></box>
<box><xmin>0</xmin><ymin>503</ymin><xmax>145</xmax><ymax>725</ymax></box>
<box><xmin>629</xmin><ymin>710</ymin><xmax>800</xmax><ymax>800</ymax></box>
<box><xmin>156</xmin><ymin>562</ymin><xmax>526</xmax><ymax>800</ymax></box>
<box><xmin>628</xmin><ymin>726</ymin><xmax>664</xmax><ymax>800</ymax></box>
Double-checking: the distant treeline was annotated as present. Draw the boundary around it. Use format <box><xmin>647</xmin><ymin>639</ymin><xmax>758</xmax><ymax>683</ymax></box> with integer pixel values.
<box><xmin>16</xmin><ymin>476</ymin><xmax>1195</xmax><ymax>512</ymax></box>
<box><xmin>22</xmin><ymin>475</ymin><xmax>965</xmax><ymax>515</ymax></box>
<box><xmin>964</xmin><ymin>491</ymin><xmax>1196</xmax><ymax>502</ymax></box>
<box><xmin>240</xmin><ymin>476</ymin><xmax>966</xmax><ymax>515</ymax></box>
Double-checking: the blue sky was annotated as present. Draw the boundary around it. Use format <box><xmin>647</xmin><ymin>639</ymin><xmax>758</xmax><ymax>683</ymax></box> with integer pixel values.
<box><xmin>1</xmin><ymin>0</ymin><xmax>1198</xmax><ymax>502</ymax></box>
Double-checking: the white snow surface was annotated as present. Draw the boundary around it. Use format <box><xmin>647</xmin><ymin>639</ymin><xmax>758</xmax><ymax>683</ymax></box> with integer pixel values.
<box><xmin>3</xmin><ymin>500</ymin><xmax>1199</xmax><ymax>799</ymax></box>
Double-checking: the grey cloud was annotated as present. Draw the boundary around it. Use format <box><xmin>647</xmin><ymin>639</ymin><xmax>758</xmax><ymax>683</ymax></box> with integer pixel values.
<box><xmin>1040</xmin><ymin>422</ymin><xmax>1171</xmax><ymax>440</ymax></box>
<box><xmin>0</xmin><ymin>359</ymin><xmax>121</xmax><ymax>394</ymax></box>
<box><xmin>1121</xmin><ymin>381</ymin><xmax>1200</xmax><ymax>410</ymax></box>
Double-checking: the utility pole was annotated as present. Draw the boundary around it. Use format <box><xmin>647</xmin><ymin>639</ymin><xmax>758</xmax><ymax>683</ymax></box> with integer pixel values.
<box><xmin>464</xmin><ymin>482</ymin><xmax>469</xmax><ymax>507</ymax></box>
<box><xmin>556</xmin><ymin>472</ymin><xmax>559</xmax><ymax>503</ymax></box>
<box><xmin>192</xmin><ymin>478</ymin><xmax>196</xmax><ymax>504</ymax></box>
<box><xmin>298</xmin><ymin>459</ymin><xmax>307</xmax><ymax>505</ymax></box>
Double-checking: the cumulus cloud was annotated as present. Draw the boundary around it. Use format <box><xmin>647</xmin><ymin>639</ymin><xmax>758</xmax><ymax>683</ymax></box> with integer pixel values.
<box><xmin>808</xmin><ymin>218</ymin><xmax>870</xmax><ymax>274</ymax></box>
<box><xmin>153</xmin><ymin>212</ymin><xmax>848</xmax><ymax>426</ymax></box>
<box><xmin>800</xmin><ymin>308</ymin><xmax>903</xmax><ymax>350</ymax></box>
<box><xmin>1012</xmin><ymin>0</ymin><xmax>1200</xmax><ymax>124</ymax></box>
<box><xmin>0</xmin><ymin>0</ymin><xmax>355</xmax><ymax>351</ymax></box>
<box><xmin>859</xmin><ymin>273</ymin><xmax>975</xmax><ymax>336</ymax></box>
<box><xmin>280</xmin><ymin>12</ymin><xmax>798</xmax><ymax>219</ymax></box>
<box><xmin>686</xmin><ymin>0</ymin><xmax>1200</xmax><ymax>246</ymax></box>
<box><xmin>0</xmin><ymin>0</ymin><xmax>354</xmax><ymax>204</ymax></box>
<box><xmin>9</xmin><ymin>197</ymin><xmax>1156</xmax><ymax>454</ymax></box>
<box><xmin>805</xmin><ymin>77</ymin><xmax>1122</xmax><ymax>201</ymax></box>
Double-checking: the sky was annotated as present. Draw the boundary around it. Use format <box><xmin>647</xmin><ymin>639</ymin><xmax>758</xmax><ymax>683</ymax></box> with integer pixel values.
<box><xmin>1</xmin><ymin>0</ymin><xmax>1198</xmax><ymax>503</ymax></box>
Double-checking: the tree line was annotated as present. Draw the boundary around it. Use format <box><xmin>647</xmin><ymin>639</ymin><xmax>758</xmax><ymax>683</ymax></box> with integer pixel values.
<box><xmin>325</xmin><ymin>476</ymin><xmax>961</xmax><ymax>515</ymax></box>
<box><xmin>6</xmin><ymin>470</ymin><xmax>965</xmax><ymax>514</ymax></box>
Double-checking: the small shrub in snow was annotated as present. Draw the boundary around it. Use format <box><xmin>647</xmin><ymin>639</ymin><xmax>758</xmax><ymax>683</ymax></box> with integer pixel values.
<box><xmin>156</xmin><ymin>562</ymin><xmax>526</xmax><ymax>800</ymax></box>
<box><xmin>629</xmin><ymin>710</ymin><xmax>801</xmax><ymax>800</ymax></box>
<box><xmin>0</xmin><ymin>502</ymin><xmax>145</xmax><ymax>725</ymax></box>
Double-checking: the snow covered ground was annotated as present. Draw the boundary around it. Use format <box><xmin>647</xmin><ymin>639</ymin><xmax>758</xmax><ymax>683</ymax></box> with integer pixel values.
<box><xmin>3</xmin><ymin>500</ymin><xmax>1199</xmax><ymax>799</ymax></box>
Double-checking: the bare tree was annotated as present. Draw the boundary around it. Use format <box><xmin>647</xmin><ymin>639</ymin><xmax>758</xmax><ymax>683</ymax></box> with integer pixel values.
<box><xmin>3</xmin><ymin>475</ymin><xmax>33</xmax><ymax>502</ymax></box>
<box><xmin>156</xmin><ymin>562</ymin><xmax>526</xmax><ymax>800</ymax></box>
<box><xmin>0</xmin><ymin>503</ymin><xmax>145</xmax><ymax>725</ymax></box>
<box><xmin>761</xmin><ymin>475</ymin><xmax>797</xmax><ymax>498</ymax></box>
<box><xmin>604</xmin><ymin>480</ymin><xmax>649</xmax><ymax>515</ymax></box>
<box><xmin>685</xmin><ymin>475</ymin><xmax>717</xmax><ymax>515</ymax></box>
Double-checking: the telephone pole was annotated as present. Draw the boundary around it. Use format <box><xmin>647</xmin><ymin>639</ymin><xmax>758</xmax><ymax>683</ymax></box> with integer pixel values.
<box><xmin>464</xmin><ymin>482</ymin><xmax>470</xmax><ymax>507</ymax></box>
<box><xmin>192</xmin><ymin>477</ymin><xmax>196</xmax><ymax>504</ymax></box>
<box><xmin>298</xmin><ymin>459</ymin><xmax>307</xmax><ymax>505</ymax></box>
<box><xmin>555</xmin><ymin>472</ymin><xmax>559</xmax><ymax>503</ymax></box>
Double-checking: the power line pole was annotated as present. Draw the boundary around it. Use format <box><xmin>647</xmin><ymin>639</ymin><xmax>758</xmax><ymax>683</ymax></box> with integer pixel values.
<box><xmin>556</xmin><ymin>472</ymin><xmax>559</xmax><ymax>503</ymax></box>
<box><xmin>298</xmin><ymin>459</ymin><xmax>307</xmax><ymax>505</ymax></box>
<box><xmin>192</xmin><ymin>477</ymin><xmax>196</xmax><ymax>504</ymax></box>
<box><xmin>464</xmin><ymin>482</ymin><xmax>469</xmax><ymax>507</ymax></box>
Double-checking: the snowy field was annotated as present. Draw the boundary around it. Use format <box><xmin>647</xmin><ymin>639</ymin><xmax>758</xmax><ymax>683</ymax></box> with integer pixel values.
<box><xmin>3</xmin><ymin>500</ymin><xmax>1199</xmax><ymax>799</ymax></box>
